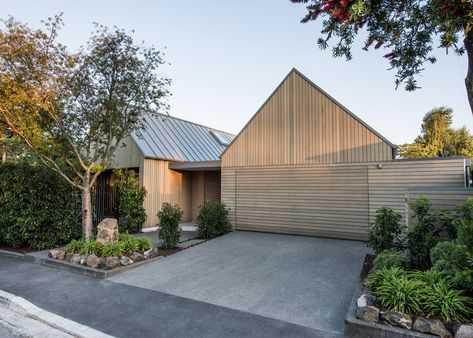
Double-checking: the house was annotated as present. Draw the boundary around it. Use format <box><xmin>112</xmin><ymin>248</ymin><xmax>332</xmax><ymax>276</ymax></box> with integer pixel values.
<box><xmin>110</xmin><ymin>68</ymin><xmax>472</xmax><ymax>239</ymax></box>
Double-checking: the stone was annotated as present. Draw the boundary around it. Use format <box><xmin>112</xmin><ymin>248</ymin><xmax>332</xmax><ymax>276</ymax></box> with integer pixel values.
<box><xmin>85</xmin><ymin>254</ymin><xmax>100</xmax><ymax>268</ymax></box>
<box><xmin>71</xmin><ymin>254</ymin><xmax>81</xmax><ymax>264</ymax></box>
<box><xmin>120</xmin><ymin>256</ymin><xmax>133</xmax><ymax>266</ymax></box>
<box><xmin>130</xmin><ymin>252</ymin><xmax>145</xmax><ymax>263</ymax></box>
<box><xmin>145</xmin><ymin>250</ymin><xmax>159</xmax><ymax>259</ymax></box>
<box><xmin>80</xmin><ymin>254</ymin><xmax>88</xmax><ymax>265</ymax></box>
<box><xmin>356</xmin><ymin>306</ymin><xmax>380</xmax><ymax>323</ymax></box>
<box><xmin>357</xmin><ymin>294</ymin><xmax>376</xmax><ymax>308</ymax></box>
<box><xmin>413</xmin><ymin>317</ymin><xmax>451</xmax><ymax>337</ymax></box>
<box><xmin>96</xmin><ymin>218</ymin><xmax>119</xmax><ymax>244</ymax></box>
<box><xmin>104</xmin><ymin>257</ymin><xmax>121</xmax><ymax>270</ymax></box>
<box><xmin>381</xmin><ymin>311</ymin><xmax>413</xmax><ymax>330</ymax></box>
<box><xmin>456</xmin><ymin>325</ymin><xmax>473</xmax><ymax>338</ymax></box>
<box><xmin>48</xmin><ymin>249</ymin><xmax>65</xmax><ymax>260</ymax></box>
<box><xmin>64</xmin><ymin>253</ymin><xmax>74</xmax><ymax>262</ymax></box>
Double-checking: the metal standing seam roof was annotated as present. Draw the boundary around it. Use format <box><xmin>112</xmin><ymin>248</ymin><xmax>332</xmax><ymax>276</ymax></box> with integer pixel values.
<box><xmin>131</xmin><ymin>113</ymin><xmax>235</xmax><ymax>162</ymax></box>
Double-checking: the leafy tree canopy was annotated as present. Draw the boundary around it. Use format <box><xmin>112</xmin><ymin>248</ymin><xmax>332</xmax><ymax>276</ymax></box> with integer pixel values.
<box><xmin>291</xmin><ymin>0</ymin><xmax>473</xmax><ymax>114</ymax></box>
<box><xmin>398</xmin><ymin>107</ymin><xmax>473</xmax><ymax>159</ymax></box>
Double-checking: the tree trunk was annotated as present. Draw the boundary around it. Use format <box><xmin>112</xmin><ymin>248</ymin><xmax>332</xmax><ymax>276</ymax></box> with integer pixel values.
<box><xmin>465</xmin><ymin>29</ymin><xmax>473</xmax><ymax>115</ymax></box>
<box><xmin>81</xmin><ymin>174</ymin><xmax>93</xmax><ymax>241</ymax></box>
<box><xmin>1</xmin><ymin>147</ymin><xmax>6</xmax><ymax>163</ymax></box>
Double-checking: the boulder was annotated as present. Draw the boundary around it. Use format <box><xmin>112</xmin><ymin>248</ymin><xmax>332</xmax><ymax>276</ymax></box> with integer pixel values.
<box><xmin>145</xmin><ymin>250</ymin><xmax>159</xmax><ymax>259</ymax></box>
<box><xmin>104</xmin><ymin>257</ymin><xmax>121</xmax><ymax>270</ymax></box>
<box><xmin>48</xmin><ymin>249</ymin><xmax>65</xmax><ymax>260</ymax></box>
<box><xmin>357</xmin><ymin>294</ymin><xmax>376</xmax><ymax>308</ymax></box>
<box><xmin>130</xmin><ymin>252</ymin><xmax>145</xmax><ymax>263</ymax></box>
<box><xmin>85</xmin><ymin>254</ymin><xmax>100</xmax><ymax>268</ymax></box>
<box><xmin>96</xmin><ymin>218</ymin><xmax>119</xmax><ymax>244</ymax></box>
<box><xmin>71</xmin><ymin>254</ymin><xmax>81</xmax><ymax>264</ymax></box>
<box><xmin>80</xmin><ymin>254</ymin><xmax>89</xmax><ymax>265</ymax></box>
<box><xmin>120</xmin><ymin>256</ymin><xmax>133</xmax><ymax>266</ymax></box>
<box><xmin>456</xmin><ymin>325</ymin><xmax>473</xmax><ymax>338</ymax></box>
<box><xmin>64</xmin><ymin>253</ymin><xmax>74</xmax><ymax>262</ymax></box>
<box><xmin>413</xmin><ymin>317</ymin><xmax>451</xmax><ymax>337</ymax></box>
<box><xmin>381</xmin><ymin>311</ymin><xmax>413</xmax><ymax>330</ymax></box>
<box><xmin>356</xmin><ymin>306</ymin><xmax>380</xmax><ymax>323</ymax></box>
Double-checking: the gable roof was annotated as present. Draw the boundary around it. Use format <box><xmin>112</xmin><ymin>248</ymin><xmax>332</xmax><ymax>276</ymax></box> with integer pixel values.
<box><xmin>220</xmin><ymin>68</ymin><xmax>395</xmax><ymax>158</ymax></box>
<box><xmin>132</xmin><ymin>113</ymin><xmax>235</xmax><ymax>162</ymax></box>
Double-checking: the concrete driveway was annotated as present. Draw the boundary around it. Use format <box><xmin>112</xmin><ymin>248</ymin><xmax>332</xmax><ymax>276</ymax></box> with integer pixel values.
<box><xmin>111</xmin><ymin>231</ymin><xmax>368</xmax><ymax>335</ymax></box>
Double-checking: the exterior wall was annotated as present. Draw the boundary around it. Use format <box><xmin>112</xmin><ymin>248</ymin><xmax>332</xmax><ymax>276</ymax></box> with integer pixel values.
<box><xmin>109</xmin><ymin>136</ymin><xmax>143</xmax><ymax>169</ymax></box>
<box><xmin>221</xmin><ymin>71</ymin><xmax>393</xmax><ymax>168</ymax></box>
<box><xmin>142</xmin><ymin>159</ymin><xmax>192</xmax><ymax>228</ymax></box>
<box><xmin>222</xmin><ymin>158</ymin><xmax>469</xmax><ymax>241</ymax></box>
<box><xmin>191</xmin><ymin>171</ymin><xmax>222</xmax><ymax>222</ymax></box>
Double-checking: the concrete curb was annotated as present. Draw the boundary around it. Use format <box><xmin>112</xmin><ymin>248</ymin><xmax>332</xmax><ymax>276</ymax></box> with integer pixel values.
<box><xmin>0</xmin><ymin>289</ymin><xmax>114</xmax><ymax>338</ymax></box>
<box><xmin>344</xmin><ymin>282</ymin><xmax>436</xmax><ymax>338</ymax></box>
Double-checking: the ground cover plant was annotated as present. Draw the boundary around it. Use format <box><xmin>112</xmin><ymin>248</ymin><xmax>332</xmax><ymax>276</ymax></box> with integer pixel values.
<box><xmin>64</xmin><ymin>235</ymin><xmax>152</xmax><ymax>258</ymax></box>
<box><xmin>364</xmin><ymin>197</ymin><xmax>473</xmax><ymax>331</ymax></box>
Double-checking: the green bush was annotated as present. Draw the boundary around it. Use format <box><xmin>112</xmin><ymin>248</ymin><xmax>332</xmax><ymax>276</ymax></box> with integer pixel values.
<box><xmin>80</xmin><ymin>240</ymin><xmax>103</xmax><ymax>256</ymax></box>
<box><xmin>197</xmin><ymin>200</ymin><xmax>231</xmax><ymax>239</ymax></box>
<box><xmin>368</xmin><ymin>207</ymin><xmax>403</xmax><ymax>254</ymax></box>
<box><xmin>373</xmin><ymin>250</ymin><xmax>409</xmax><ymax>270</ymax></box>
<box><xmin>120</xmin><ymin>234</ymin><xmax>140</xmax><ymax>254</ymax></box>
<box><xmin>157</xmin><ymin>203</ymin><xmax>182</xmax><ymax>249</ymax></box>
<box><xmin>376</xmin><ymin>274</ymin><xmax>424</xmax><ymax>314</ymax></box>
<box><xmin>136</xmin><ymin>237</ymin><xmax>152</xmax><ymax>252</ymax></box>
<box><xmin>101</xmin><ymin>242</ymin><xmax>125</xmax><ymax>257</ymax></box>
<box><xmin>422</xmin><ymin>282</ymin><xmax>472</xmax><ymax>322</ymax></box>
<box><xmin>0</xmin><ymin>163</ymin><xmax>81</xmax><ymax>250</ymax></box>
<box><xmin>65</xmin><ymin>239</ymin><xmax>85</xmax><ymax>253</ymax></box>
<box><xmin>410</xmin><ymin>269</ymin><xmax>451</xmax><ymax>287</ymax></box>
<box><xmin>113</xmin><ymin>169</ymin><xmax>147</xmax><ymax>233</ymax></box>
<box><xmin>456</xmin><ymin>197</ymin><xmax>473</xmax><ymax>222</ymax></box>
<box><xmin>367</xmin><ymin>267</ymin><xmax>407</xmax><ymax>292</ymax></box>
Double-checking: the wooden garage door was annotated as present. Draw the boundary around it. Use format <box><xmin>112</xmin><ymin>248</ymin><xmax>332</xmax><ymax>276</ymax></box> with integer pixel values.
<box><xmin>222</xmin><ymin>164</ymin><xmax>369</xmax><ymax>241</ymax></box>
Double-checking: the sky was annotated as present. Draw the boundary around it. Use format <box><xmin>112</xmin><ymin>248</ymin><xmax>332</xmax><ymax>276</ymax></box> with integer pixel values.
<box><xmin>2</xmin><ymin>0</ymin><xmax>472</xmax><ymax>144</ymax></box>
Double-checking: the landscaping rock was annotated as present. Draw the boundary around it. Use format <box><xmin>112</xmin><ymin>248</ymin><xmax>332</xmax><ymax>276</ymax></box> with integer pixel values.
<box><xmin>381</xmin><ymin>311</ymin><xmax>413</xmax><ymax>330</ymax></box>
<box><xmin>85</xmin><ymin>254</ymin><xmax>100</xmax><ymax>268</ymax></box>
<box><xmin>64</xmin><ymin>252</ymin><xmax>74</xmax><ymax>262</ymax></box>
<box><xmin>456</xmin><ymin>325</ymin><xmax>473</xmax><ymax>338</ymax></box>
<box><xmin>80</xmin><ymin>254</ymin><xmax>88</xmax><ymax>265</ymax></box>
<box><xmin>130</xmin><ymin>252</ymin><xmax>145</xmax><ymax>263</ymax></box>
<box><xmin>48</xmin><ymin>249</ymin><xmax>65</xmax><ymax>260</ymax></box>
<box><xmin>145</xmin><ymin>249</ymin><xmax>159</xmax><ymax>259</ymax></box>
<box><xmin>120</xmin><ymin>256</ymin><xmax>133</xmax><ymax>266</ymax></box>
<box><xmin>357</xmin><ymin>294</ymin><xmax>376</xmax><ymax>308</ymax></box>
<box><xmin>413</xmin><ymin>317</ymin><xmax>451</xmax><ymax>337</ymax></box>
<box><xmin>96</xmin><ymin>218</ymin><xmax>119</xmax><ymax>244</ymax></box>
<box><xmin>71</xmin><ymin>254</ymin><xmax>81</xmax><ymax>264</ymax></box>
<box><xmin>104</xmin><ymin>257</ymin><xmax>121</xmax><ymax>270</ymax></box>
<box><xmin>356</xmin><ymin>306</ymin><xmax>379</xmax><ymax>323</ymax></box>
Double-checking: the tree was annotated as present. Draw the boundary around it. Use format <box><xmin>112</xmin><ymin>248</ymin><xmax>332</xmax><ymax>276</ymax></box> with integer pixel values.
<box><xmin>291</xmin><ymin>0</ymin><xmax>473</xmax><ymax>115</ymax></box>
<box><xmin>398</xmin><ymin>107</ymin><xmax>473</xmax><ymax>158</ymax></box>
<box><xmin>0</xmin><ymin>16</ymin><xmax>170</xmax><ymax>241</ymax></box>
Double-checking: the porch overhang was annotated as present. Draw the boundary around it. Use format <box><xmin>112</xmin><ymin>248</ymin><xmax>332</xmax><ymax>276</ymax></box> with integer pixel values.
<box><xmin>169</xmin><ymin>160</ymin><xmax>221</xmax><ymax>171</ymax></box>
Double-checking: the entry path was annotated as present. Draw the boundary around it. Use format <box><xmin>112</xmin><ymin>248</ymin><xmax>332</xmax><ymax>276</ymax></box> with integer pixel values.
<box><xmin>0</xmin><ymin>256</ymin><xmax>337</xmax><ymax>338</ymax></box>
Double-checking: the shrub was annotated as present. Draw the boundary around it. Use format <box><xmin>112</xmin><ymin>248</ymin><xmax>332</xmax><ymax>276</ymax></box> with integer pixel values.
<box><xmin>0</xmin><ymin>163</ymin><xmax>81</xmax><ymax>249</ymax></box>
<box><xmin>80</xmin><ymin>240</ymin><xmax>103</xmax><ymax>256</ymax></box>
<box><xmin>456</xmin><ymin>218</ymin><xmax>473</xmax><ymax>249</ymax></box>
<box><xmin>368</xmin><ymin>207</ymin><xmax>403</xmax><ymax>254</ymax></box>
<box><xmin>65</xmin><ymin>239</ymin><xmax>85</xmax><ymax>253</ymax></box>
<box><xmin>113</xmin><ymin>169</ymin><xmax>147</xmax><ymax>233</ymax></box>
<box><xmin>410</xmin><ymin>269</ymin><xmax>451</xmax><ymax>287</ymax></box>
<box><xmin>101</xmin><ymin>242</ymin><xmax>125</xmax><ymax>257</ymax></box>
<box><xmin>197</xmin><ymin>200</ymin><xmax>231</xmax><ymax>239</ymax></box>
<box><xmin>157</xmin><ymin>203</ymin><xmax>182</xmax><ymax>249</ymax></box>
<box><xmin>373</xmin><ymin>250</ymin><xmax>409</xmax><ymax>271</ymax></box>
<box><xmin>136</xmin><ymin>237</ymin><xmax>152</xmax><ymax>252</ymax></box>
<box><xmin>456</xmin><ymin>197</ymin><xmax>473</xmax><ymax>222</ymax></box>
<box><xmin>422</xmin><ymin>282</ymin><xmax>473</xmax><ymax>322</ymax></box>
<box><xmin>375</xmin><ymin>275</ymin><xmax>425</xmax><ymax>314</ymax></box>
<box><xmin>367</xmin><ymin>267</ymin><xmax>407</xmax><ymax>292</ymax></box>
<box><xmin>120</xmin><ymin>234</ymin><xmax>140</xmax><ymax>254</ymax></box>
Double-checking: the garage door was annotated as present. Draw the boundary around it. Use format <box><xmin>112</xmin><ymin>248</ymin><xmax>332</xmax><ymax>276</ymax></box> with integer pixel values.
<box><xmin>222</xmin><ymin>164</ymin><xmax>369</xmax><ymax>241</ymax></box>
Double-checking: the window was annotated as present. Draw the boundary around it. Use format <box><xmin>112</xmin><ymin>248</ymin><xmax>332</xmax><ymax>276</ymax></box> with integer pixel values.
<box><xmin>210</xmin><ymin>130</ymin><xmax>230</xmax><ymax>146</ymax></box>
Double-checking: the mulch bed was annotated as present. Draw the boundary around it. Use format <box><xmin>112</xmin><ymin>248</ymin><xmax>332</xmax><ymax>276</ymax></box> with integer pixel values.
<box><xmin>0</xmin><ymin>245</ymin><xmax>37</xmax><ymax>254</ymax></box>
<box><xmin>359</xmin><ymin>253</ymin><xmax>375</xmax><ymax>280</ymax></box>
<box><xmin>158</xmin><ymin>247</ymin><xmax>183</xmax><ymax>257</ymax></box>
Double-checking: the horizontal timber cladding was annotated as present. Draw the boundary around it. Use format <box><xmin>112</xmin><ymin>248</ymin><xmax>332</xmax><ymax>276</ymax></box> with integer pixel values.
<box><xmin>221</xmin><ymin>158</ymin><xmax>468</xmax><ymax>241</ymax></box>
<box><xmin>221</xmin><ymin>70</ymin><xmax>393</xmax><ymax>168</ymax></box>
